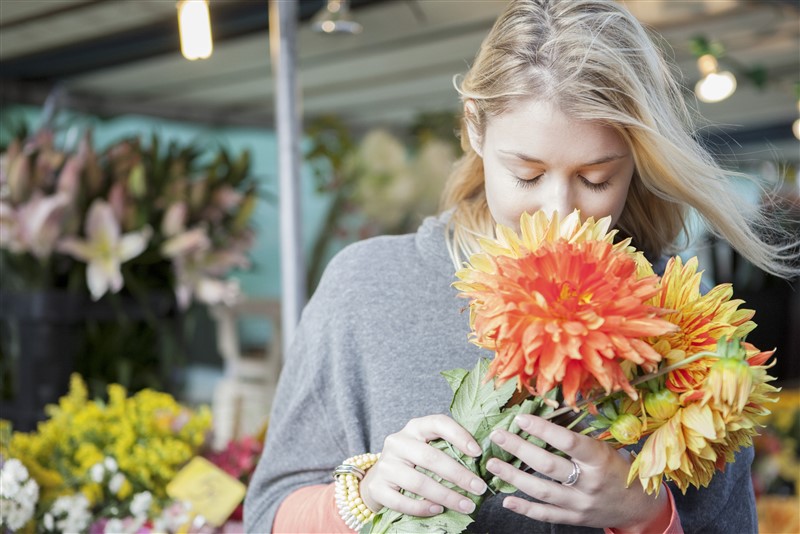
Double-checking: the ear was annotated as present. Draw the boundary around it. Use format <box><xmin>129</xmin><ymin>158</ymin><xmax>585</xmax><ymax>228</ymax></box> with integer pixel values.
<box><xmin>463</xmin><ymin>100</ymin><xmax>484</xmax><ymax>158</ymax></box>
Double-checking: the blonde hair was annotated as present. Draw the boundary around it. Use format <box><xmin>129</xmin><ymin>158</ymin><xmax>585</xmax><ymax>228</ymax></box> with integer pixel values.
<box><xmin>442</xmin><ymin>0</ymin><xmax>797</xmax><ymax>279</ymax></box>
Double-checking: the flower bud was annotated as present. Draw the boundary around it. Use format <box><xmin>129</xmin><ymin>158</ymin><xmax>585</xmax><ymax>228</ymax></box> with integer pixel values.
<box><xmin>609</xmin><ymin>413</ymin><xmax>643</xmax><ymax>445</ymax></box>
<box><xmin>705</xmin><ymin>357</ymin><xmax>753</xmax><ymax>414</ymax></box>
<box><xmin>644</xmin><ymin>388</ymin><xmax>680</xmax><ymax>421</ymax></box>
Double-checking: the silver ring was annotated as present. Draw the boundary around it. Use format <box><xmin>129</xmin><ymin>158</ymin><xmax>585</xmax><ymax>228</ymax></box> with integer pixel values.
<box><xmin>563</xmin><ymin>461</ymin><xmax>581</xmax><ymax>487</ymax></box>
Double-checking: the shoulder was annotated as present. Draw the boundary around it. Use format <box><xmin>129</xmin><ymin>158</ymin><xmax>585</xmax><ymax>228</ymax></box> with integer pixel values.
<box><xmin>328</xmin><ymin>233</ymin><xmax>418</xmax><ymax>270</ymax></box>
<box><xmin>319</xmin><ymin>213</ymin><xmax>454</xmax><ymax>290</ymax></box>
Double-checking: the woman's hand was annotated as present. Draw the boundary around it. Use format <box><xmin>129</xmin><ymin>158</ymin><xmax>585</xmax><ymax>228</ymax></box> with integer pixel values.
<box><xmin>487</xmin><ymin>414</ymin><xmax>671</xmax><ymax>532</ymax></box>
<box><xmin>360</xmin><ymin>414</ymin><xmax>488</xmax><ymax>517</ymax></box>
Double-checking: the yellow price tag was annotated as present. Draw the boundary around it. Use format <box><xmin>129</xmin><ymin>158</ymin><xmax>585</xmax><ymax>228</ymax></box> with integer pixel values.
<box><xmin>167</xmin><ymin>456</ymin><xmax>247</xmax><ymax>527</ymax></box>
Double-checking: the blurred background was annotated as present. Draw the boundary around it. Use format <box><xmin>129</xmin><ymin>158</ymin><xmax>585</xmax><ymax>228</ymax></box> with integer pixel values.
<box><xmin>0</xmin><ymin>0</ymin><xmax>798</xmax><ymax>531</ymax></box>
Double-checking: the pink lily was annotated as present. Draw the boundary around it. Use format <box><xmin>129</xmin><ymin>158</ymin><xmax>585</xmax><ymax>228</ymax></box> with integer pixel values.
<box><xmin>58</xmin><ymin>199</ymin><xmax>151</xmax><ymax>300</ymax></box>
<box><xmin>0</xmin><ymin>193</ymin><xmax>71</xmax><ymax>258</ymax></box>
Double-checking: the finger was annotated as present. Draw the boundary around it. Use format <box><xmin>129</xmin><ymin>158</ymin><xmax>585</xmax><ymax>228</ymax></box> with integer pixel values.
<box><xmin>514</xmin><ymin>415</ymin><xmax>603</xmax><ymax>464</ymax></box>
<box><xmin>501</xmin><ymin>496</ymin><xmax>586</xmax><ymax>526</ymax></box>
<box><xmin>403</xmin><ymin>415</ymin><xmax>483</xmax><ymax>457</ymax></box>
<box><xmin>395</xmin><ymin>435</ymin><xmax>487</xmax><ymax>497</ymax></box>
<box><xmin>486</xmin><ymin>456</ymin><xmax>573</xmax><ymax>508</ymax></box>
<box><xmin>368</xmin><ymin>480</ymin><xmax>446</xmax><ymax>517</ymax></box>
<box><xmin>391</xmin><ymin>466</ymin><xmax>478</xmax><ymax>514</ymax></box>
<box><xmin>489</xmin><ymin>429</ymin><xmax>576</xmax><ymax>484</ymax></box>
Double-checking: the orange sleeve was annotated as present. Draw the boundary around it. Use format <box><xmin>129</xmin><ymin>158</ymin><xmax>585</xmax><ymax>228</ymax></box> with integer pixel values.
<box><xmin>273</xmin><ymin>483</ymin><xmax>354</xmax><ymax>533</ymax></box>
<box><xmin>604</xmin><ymin>483</ymin><xmax>683</xmax><ymax>534</ymax></box>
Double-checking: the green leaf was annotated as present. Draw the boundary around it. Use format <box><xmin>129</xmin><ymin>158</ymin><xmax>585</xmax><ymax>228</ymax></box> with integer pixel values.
<box><xmin>364</xmin><ymin>508</ymin><xmax>404</xmax><ymax>534</ymax></box>
<box><xmin>383</xmin><ymin>509</ymin><xmax>474</xmax><ymax>534</ymax></box>
<box><xmin>450</xmin><ymin>358</ymin><xmax>517</xmax><ymax>436</ymax></box>
<box><xmin>441</xmin><ymin>368</ymin><xmax>468</xmax><ymax>394</ymax></box>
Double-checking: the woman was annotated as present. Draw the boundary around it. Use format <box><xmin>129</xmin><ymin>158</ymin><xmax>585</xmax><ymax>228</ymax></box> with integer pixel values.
<box><xmin>245</xmin><ymin>0</ymin><xmax>796</xmax><ymax>532</ymax></box>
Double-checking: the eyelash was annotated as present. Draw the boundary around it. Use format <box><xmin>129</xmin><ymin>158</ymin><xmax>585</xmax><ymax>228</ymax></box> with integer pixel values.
<box><xmin>513</xmin><ymin>174</ymin><xmax>611</xmax><ymax>192</ymax></box>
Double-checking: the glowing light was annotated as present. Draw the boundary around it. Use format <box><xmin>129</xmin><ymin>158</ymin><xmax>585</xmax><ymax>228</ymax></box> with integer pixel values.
<box><xmin>178</xmin><ymin>0</ymin><xmax>213</xmax><ymax>61</ymax></box>
<box><xmin>694</xmin><ymin>53</ymin><xmax>736</xmax><ymax>103</ymax></box>
<box><xmin>695</xmin><ymin>71</ymin><xmax>737</xmax><ymax>103</ymax></box>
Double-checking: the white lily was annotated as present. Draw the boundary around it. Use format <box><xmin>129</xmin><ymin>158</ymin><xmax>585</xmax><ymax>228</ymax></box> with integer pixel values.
<box><xmin>58</xmin><ymin>199</ymin><xmax>151</xmax><ymax>300</ymax></box>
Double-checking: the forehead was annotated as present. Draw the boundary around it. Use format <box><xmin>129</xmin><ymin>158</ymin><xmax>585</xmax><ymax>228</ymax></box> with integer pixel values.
<box><xmin>486</xmin><ymin>99</ymin><xmax>630</xmax><ymax>163</ymax></box>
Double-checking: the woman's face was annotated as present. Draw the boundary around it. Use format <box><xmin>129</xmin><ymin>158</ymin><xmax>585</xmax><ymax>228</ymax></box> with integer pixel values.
<box><xmin>472</xmin><ymin>99</ymin><xmax>635</xmax><ymax>230</ymax></box>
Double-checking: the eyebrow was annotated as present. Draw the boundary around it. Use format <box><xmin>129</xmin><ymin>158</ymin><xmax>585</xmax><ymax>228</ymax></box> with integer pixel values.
<box><xmin>499</xmin><ymin>150</ymin><xmax>627</xmax><ymax>167</ymax></box>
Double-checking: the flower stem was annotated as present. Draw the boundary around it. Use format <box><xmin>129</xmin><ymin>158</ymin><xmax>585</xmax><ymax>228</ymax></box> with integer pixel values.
<box><xmin>542</xmin><ymin>350</ymin><xmax>717</xmax><ymax>421</ymax></box>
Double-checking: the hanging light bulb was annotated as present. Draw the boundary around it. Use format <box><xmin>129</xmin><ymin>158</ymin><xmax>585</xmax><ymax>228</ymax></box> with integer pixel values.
<box><xmin>312</xmin><ymin>0</ymin><xmax>362</xmax><ymax>35</ymax></box>
<box><xmin>178</xmin><ymin>0</ymin><xmax>213</xmax><ymax>60</ymax></box>
<box><xmin>694</xmin><ymin>54</ymin><xmax>737</xmax><ymax>103</ymax></box>
<box><xmin>794</xmin><ymin>100</ymin><xmax>800</xmax><ymax>141</ymax></box>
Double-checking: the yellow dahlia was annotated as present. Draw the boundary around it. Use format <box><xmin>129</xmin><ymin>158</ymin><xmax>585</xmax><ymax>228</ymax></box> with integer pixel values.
<box><xmin>649</xmin><ymin>256</ymin><xmax>755</xmax><ymax>390</ymax></box>
<box><xmin>629</xmin><ymin>340</ymin><xmax>779</xmax><ymax>494</ymax></box>
<box><xmin>454</xmin><ymin>210</ymin><xmax>677</xmax><ymax>409</ymax></box>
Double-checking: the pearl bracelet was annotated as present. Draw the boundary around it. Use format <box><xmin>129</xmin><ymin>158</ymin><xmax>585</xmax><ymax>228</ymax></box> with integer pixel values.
<box><xmin>332</xmin><ymin>452</ymin><xmax>380</xmax><ymax>531</ymax></box>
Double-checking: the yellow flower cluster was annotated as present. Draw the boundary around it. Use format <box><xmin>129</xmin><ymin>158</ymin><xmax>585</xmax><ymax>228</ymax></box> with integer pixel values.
<box><xmin>620</xmin><ymin>257</ymin><xmax>779</xmax><ymax>494</ymax></box>
<box><xmin>1</xmin><ymin>374</ymin><xmax>211</xmax><ymax>512</ymax></box>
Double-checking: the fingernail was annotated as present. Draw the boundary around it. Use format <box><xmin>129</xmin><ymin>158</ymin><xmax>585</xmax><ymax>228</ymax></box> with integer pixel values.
<box><xmin>468</xmin><ymin>442</ymin><xmax>481</xmax><ymax>455</ymax></box>
<box><xmin>515</xmin><ymin>415</ymin><xmax>530</xmax><ymax>429</ymax></box>
<box><xmin>459</xmin><ymin>499</ymin><xmax>476</xmax><ymax>513</ymax></box>
<box><xmin>470</xmin><ymin>478</ymin><xmax>487</xmax><ymax>494</ymax></box>
<box><xmin>491</xmin><ymin>430</ymin><xmax>506</xmax><ymax>445</ymax></box>
<box><xmin>486</xmin><ymin>459</ymin><xmax>500</xmax><ymax>473</ymax></box>
<box><xmin>503</xmin><ymin>498</ymin><xmax>518</xmax><ymax>511</ymax></box>
<box><xmin>429</xmin><ymin>504</ymin><xmax>443</xmax><ymax>514</ymax></box>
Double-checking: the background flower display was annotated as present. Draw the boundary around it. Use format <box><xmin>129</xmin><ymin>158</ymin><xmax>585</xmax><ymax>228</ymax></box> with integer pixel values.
<box><xmin>752</xmin><ymin>388</ymin><xmax>800</xmax><ymax>533</ymax></box>
<box><xmin>0</xmin><ymin>127</ymin><xmax>257</xmax><ymax>306</ymax></box>
<box><xmin>202</xmin><ymin>431</ymin><xmax>265</xmax><ymax>522</ymax></box>
<box><xmin>367</xmin><ymin>210</ymin><xmax>780</xmax><ymax>533</ymax></box>
<box><xmin>304</xmin><ymin>113</ymin><xmax>458</xmax><ymax>293</ymax></box>
<box><xmin>0</xmin><ymin>374</ymin><xmax>211</xmax><ymax>533</ymax></box>
<box><xmin>0</xmin><ymin>125</ymin><xmax>259</xmax><ymax>417</ymax></box>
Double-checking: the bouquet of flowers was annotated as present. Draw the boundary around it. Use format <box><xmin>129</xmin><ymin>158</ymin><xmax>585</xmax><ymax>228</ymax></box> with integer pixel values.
<box><xmin>366</xmin><ymin>209</ymin><xmax>779</xmax><ymax>533</ymax></box>
<box><xmin>0</xmin><ymin>374</ymin><xmax>212</xmax><ymax>533</ymax></box>
<box><xmin>0</xmin><ymin>128</ymin><xmax>257</xmax><ymax>307</ymax></box>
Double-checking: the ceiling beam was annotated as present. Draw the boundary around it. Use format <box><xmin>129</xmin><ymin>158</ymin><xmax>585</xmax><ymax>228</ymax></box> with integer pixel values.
<box><xmin>0</xmin><ymin>0</ymin><xmax>389</xmax><ymax>81</ymax></box>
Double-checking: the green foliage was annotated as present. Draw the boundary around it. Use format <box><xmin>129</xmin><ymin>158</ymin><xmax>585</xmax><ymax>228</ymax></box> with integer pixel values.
<box><xmin>367</xmin><ymin>359</ymin><xmax>558</xmax><ymax>533</ymax></box>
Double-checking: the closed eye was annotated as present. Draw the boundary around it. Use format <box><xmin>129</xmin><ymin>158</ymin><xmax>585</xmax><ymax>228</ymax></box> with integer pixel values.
<box><xmin>581</xmin><ymin>176</ymin><xmax>611</xmax><ymax>192</ymax></box>
<box><xmin>513</xmin><ymin>174</ymin><xmax>542</xmax><ymax>189</ymax></box>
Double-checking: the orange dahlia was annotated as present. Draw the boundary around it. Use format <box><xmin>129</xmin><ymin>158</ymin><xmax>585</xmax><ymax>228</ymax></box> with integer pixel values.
<box><xmin>454</xmin><ymin>210</ymin><xmax>677</xmax><ymax>409</ymax></box>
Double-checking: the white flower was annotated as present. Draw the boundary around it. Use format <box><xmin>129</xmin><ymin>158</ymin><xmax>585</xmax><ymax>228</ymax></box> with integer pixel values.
<box><xmin>90</xmin><ymin>462</ymin><xmax>106</xmax><ymax>482</ymax></box>
<box><xmin>109</xmin><ymin>472</ymin><xmax>126</xmax><ymax>494</ymax></box>
<box><xmin>104</xmin><ymin>518</ymin><xmax>124</xmax><ymax>533</ymax></box>
<box><xmin>46</xmin><ymin>494</ymin><xmax>91</xmax><ymax>533</ymax></box>
<box><xmin>104</xmin><ymin>516</ymin><xmax>149</xmax><ymax>534</ymax></box>
<box><xmin>153</xmin><ymin>500</ymin><xmax>192</xmax><ymax>532</ymax></box>
<box><xmin>103</xmin><ymin>456</ymin><xmax>119</xmax><ymax>473</ymax></box>
<box><xmin>44</xmin><ymin>513</ymin><xmax>54</xmax><ymax>530</ymax></box>
<box><xmin>130</xmin><ymin>490</ymin><xmax>153</xmax><ymax>518</ymax></box>
<box><xmin>358</xmin><ymin>129</ymin><xmax>408</xmax><ymax>176</ymax></box>
<box><xmin>58</xmin><ymin>199</ymin><xmax>151</xmax><ymax>300</ymax></box>
<box><xmin>0</xmin><ymin>469</ymin><xmax>21</xmax><ymax>498</ymax></box>
<box><xmin>0</xmin><ymin>459</ymin><xmax>38</xmax><ymax>530</ymax></box>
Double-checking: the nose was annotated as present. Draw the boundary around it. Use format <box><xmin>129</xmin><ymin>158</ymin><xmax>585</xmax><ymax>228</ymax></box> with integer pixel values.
<box><xmin>538</xmin><ymin>178</ymin><xmax>573</xmax><ymax>220</ymax></box>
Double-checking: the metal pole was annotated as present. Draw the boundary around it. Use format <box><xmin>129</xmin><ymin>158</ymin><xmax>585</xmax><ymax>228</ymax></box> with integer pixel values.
<box><xmin>269</xmin><ymin>0</ymin><xmax>305</xmax><ymax>360</ymax></box>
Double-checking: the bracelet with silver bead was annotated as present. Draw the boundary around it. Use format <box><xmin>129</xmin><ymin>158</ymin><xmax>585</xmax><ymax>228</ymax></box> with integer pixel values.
<box><xmin>332</xmin><ymin>452</ymin><xmax>380</xmax><ymax>531</ymax></box>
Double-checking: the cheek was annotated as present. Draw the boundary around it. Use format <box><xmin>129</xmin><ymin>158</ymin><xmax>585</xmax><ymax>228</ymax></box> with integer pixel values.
<box><xmin>484</xmin><ymin>171</ymin><xmax>532</xmax><ymax>228</ymax></box>
<box><xmin>582</xmin><ymin>175</ymin><xmax>632</xmax><ymax>226</ymax></box>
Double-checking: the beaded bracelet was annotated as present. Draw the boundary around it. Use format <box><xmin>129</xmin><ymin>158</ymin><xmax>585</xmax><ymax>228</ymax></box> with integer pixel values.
<box><xmin>332</xmin><ymin>452</ymin><xmax>380</xmax><ymax>531</ymax></box>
